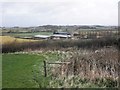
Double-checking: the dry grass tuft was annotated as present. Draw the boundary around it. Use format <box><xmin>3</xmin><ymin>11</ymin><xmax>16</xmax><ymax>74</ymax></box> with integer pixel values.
<box><xmin>48</xmin><ymin>47</ymin><xmax>119</xmax><ymax>87</ymax></box>
<box><xmin>0</xmin><ymin>36</ymin><xmax>38</xmax><ymax>45</ymax></box>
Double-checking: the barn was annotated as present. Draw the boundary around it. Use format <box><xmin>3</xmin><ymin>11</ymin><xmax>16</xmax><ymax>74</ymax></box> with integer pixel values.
<box><xmin>51</xmin><ymin>32</ymin><xmax>71</xmax><ymax>39</ymax></box>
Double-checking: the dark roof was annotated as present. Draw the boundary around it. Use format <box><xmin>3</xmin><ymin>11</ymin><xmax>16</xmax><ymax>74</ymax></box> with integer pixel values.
<box><xmin>53</xmin><ymin>32</ymin><xmax>71</xmax><ymax>35</ymax></box>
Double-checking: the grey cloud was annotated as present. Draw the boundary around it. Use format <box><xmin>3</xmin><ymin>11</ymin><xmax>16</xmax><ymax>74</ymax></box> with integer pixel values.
<box><xmin>1</xmin><ymin>0</ymin><xmax>119</xmax><ymax>27</ymax></box>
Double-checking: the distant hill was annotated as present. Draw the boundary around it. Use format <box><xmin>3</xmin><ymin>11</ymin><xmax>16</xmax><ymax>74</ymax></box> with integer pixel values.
<box><xmin>1</xmin><ymin>25</ymin><xmax>117</xmax><ymax>33</ymax></box>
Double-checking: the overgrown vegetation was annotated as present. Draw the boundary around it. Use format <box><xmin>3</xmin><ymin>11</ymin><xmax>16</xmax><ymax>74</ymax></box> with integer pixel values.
<box><xmin>46</xmin><ymin>47</ymin><xmax>119</xmax><ymax>88</ymax></box>
<box><xmin>1</xmin><ymin>37</ymin><xmax>118</xmax><ymax>53</ymax></box>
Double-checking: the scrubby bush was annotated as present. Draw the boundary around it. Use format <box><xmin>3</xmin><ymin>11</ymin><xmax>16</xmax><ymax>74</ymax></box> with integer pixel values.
<box><xmin>1</xmin><ymin>37</ymin><xmax>119</xmax><ymax>53</ymax></box>
<box><xmin>46</xmin><ymin>47</ymin><xmax>119</xmax><ymax>88</ymax></box>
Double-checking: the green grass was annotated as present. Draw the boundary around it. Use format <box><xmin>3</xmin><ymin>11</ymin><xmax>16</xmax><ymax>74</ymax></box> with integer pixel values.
<box><xmin>2</xmin><ymin>53</ymin><xmax>57</xmax><ymax>88</ymax></box>
<box><xmin>3</xmin><ymin>32</ymin><xmax>53</xmax><ymax>37</ymax></box>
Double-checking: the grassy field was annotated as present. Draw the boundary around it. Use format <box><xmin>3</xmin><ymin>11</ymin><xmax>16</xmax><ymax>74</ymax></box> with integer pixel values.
<box><xmin>2</xmin><ymin>32</ymin><xmax>53</xmax><ymax>37</ymax></box>
<box><xmin>2</xmin><ymin>54</ymin><xmax>42</xmax><ymax>88</ymax></box>
<box><xmin>0</xmin><ymin>36</ymin><xmax>38</xmax><ymax>45</ymax></box>
<box><xmin>2</xmin><ymin>52</ymin><xmax>59</xmax><ymax>88</ymax></box>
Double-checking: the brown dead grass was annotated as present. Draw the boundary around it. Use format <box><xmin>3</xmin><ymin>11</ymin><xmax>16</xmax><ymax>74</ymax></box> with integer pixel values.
<box><xmin>0</xmin><ymin>36</ymin><xmax>38</xmax><ymax>45</ymax></box>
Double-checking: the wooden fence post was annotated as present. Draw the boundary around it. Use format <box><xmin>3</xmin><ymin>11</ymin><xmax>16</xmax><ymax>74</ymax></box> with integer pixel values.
<box><xmin>74</xmin><ymin>59</ymin><xmax>77</xmax><ymax>76</ymax></box>
<box><xmin>43</xmin><ymin>61</ymin><xmax>47</xmax><ymax>77</ymax></box>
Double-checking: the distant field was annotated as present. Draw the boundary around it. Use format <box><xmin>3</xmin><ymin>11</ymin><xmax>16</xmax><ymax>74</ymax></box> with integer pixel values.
<box><xmin>2</xmin><ymin>32</ymin><xmax>53</xmax><ymax>37</ymax></box>
<box><xmin>0</xmin><ymin>36</ymin><xmax>38</xmax><ymax>45</ymax></box>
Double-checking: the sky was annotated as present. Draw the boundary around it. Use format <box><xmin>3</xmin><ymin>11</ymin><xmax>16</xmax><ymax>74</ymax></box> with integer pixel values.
<box><xmin>0</xmin><ymin>0</ymin><xmax>119</xmax><ymax>27</ymax></box>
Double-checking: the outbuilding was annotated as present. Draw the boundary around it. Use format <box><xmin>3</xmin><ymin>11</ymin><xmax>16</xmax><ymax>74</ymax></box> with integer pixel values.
<box><xmin>51</xmin><ymin>32</ymin><xmax>71</xmax><ymax>39</ymax></box>
<box><xmin>34</xmin><ymin>35</ymin><xmax>50</xmax><ymax>39</ymax></box>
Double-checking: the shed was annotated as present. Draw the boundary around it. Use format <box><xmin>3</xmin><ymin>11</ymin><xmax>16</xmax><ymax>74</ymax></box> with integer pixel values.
<box><xmin>34</xmin><ymin>35</ymin><xmax>50</xmax><ymax>39</ymax></box>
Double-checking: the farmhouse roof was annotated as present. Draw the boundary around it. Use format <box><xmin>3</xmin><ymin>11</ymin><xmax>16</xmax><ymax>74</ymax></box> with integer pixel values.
<box><xmin>53</xmin><ymin>32</ymin><xmax>71</xmax><ymax>35</ymax></box>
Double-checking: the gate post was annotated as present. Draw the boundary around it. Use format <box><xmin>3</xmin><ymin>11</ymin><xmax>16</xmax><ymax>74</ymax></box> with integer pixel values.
<box><xmin>43</xmin><ymin>61</ymin><xmax>47</xmax><ymax>77</ymax></box>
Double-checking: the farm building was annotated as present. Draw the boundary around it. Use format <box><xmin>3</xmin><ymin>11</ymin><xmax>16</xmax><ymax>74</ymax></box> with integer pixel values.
<box><xmin>34</xmin><ymin>35</ymin><xmax>50</xmax><ymax>40</ymax></box>
<box><xmin>51</xmin><ymin>32</ymin><xmax>72</xmax><ymax>39</ymax></box>
<box><xmin>33</xmin><ymin>32</ymin><xmax>72</xmax><ymax>40</ymax></box>
<box><xmin>53</xmin><ymin>32</ymin><xmax>71</xmax><ymax>35</ymax></box>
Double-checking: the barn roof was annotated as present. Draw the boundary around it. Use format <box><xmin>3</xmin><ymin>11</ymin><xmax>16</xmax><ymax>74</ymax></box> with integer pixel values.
<box><xmin>34</xmin><ymin>35</ymin><xmax>50</xmax><ymax>38</ymax></box>
<box><xmin>51</xmin><ymin>34</ymin><xmax>71</xmax><ymax>38</ymax></box>
<box><xmin>53</xmin><ymin>32</ymin><xmax>71</xmax><ymax>35</ymax></box>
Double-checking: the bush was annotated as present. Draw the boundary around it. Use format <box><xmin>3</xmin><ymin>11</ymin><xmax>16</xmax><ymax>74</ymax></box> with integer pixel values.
<box><xmin>1</xmin><ymin>37</ymin><xmax>119</xmax><ymax>53</ymax></box>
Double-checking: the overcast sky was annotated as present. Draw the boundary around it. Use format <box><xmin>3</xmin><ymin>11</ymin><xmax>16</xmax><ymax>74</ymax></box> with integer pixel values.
<box><xmin>0</xmin><ymin>0</ymin><xmax>119</xmax><ymax>27</ymax></box>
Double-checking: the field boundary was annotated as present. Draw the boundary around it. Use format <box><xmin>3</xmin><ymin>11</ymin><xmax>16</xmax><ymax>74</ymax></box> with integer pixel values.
<box><xmin>43</xmin><ymin>60</ymin><xmax>70</xmax><ymax>77</ymax></box>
